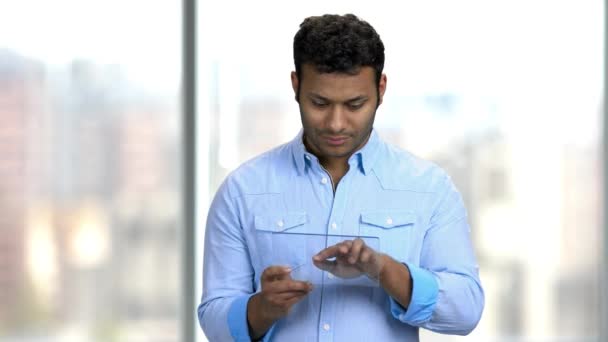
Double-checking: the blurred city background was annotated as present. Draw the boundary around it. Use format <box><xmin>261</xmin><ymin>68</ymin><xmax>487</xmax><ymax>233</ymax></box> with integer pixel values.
<box><xmin>1</xmin><ymin>0</ymin><xmax>605</xmax><ymax>341</ymax></box>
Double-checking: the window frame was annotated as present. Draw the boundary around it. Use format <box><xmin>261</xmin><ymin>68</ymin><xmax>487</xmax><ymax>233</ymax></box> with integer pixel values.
<box><xmin>182</xmin><ymin>0</ymin><xmax>197</xmax><ymax>341</ymax></box>
<box><xmin>185</xmin><ymin>2</ymin><xmax>608</xmax><ymax>340</ymax></box>
<box><xmin>602</xmin><ymin>1</ymin><xmax>608</xmax><ymax>341</ymax></box>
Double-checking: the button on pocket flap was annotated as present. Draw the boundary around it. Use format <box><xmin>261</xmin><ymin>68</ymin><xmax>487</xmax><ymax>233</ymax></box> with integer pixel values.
<box><xmin>360</xmin><ymin>211</ymin><xmax>416</xmax><ymax>229</ymax></box>
<box><xmin>254</xmin><ymin>212</ymin><xmax>308</xmax><ymax>232</ymax></box>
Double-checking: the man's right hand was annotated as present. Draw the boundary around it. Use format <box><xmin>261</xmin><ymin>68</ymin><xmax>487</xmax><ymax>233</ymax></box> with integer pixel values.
<box><xmin>247</xmin><ymin>266</ymin><xmax>313</xmax><ymax>340</ymax></box>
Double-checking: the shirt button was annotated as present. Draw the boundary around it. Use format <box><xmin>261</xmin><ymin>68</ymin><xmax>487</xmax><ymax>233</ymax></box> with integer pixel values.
<box><xmin>331</xmin><ymin>222</ymin><xmax>337</xmax><ymax>230</ymax></box>
<box><xmin>305</xmin><ymin>155</ymin><xmax>311</xmax><ymax>160</ymax></box>
<box><xmin>277</xmin><ymin>220</ymin><xmax>284</xmax><ymax>228</ymax></box>
<box><xmin>323</xmin><ymin>323</ymin><xmax>330</xmax><ymax>331</ymax></box>
<box><xmin>321</xmin><ymin>177</ymin><xmax>328</xmax><ymax>184</ymax></box>
<box><xmin>386</xmin><ymin>217</ymin><xmax>393</xmax><ymax>225</ymax></box>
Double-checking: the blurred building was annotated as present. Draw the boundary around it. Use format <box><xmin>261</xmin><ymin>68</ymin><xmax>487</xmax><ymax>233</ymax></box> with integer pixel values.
<box><xmin>237</xmin><ymin>97</ymin><xmax>287</xmax><ymax>161</ymax></box>
<box><xmin>557</xmin><ymin>144</ymin><xmax>601</xmax><ymax>335</ymax></box>
<box><xmin>0</xmin><ymin>50</ymin><xmax>180</xmax><ymax>340</ymax></box>
<box><xmin>426</xmin><ymin>110</ymin><xmax>601</xmax><ymax>338</ymax></box>
<box><xmin>0</xmin><ymin>49</ymin><xmax>47</xmax><ymax>330</ymax></box>
<box><xmin>51</xmin><ymin>60</ymin><xmax>181</xmax><ymax>336</ymax></box>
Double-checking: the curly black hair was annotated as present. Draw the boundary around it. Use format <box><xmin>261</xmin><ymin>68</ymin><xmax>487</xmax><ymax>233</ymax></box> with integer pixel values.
<box><xmin>293</xmin><ymin>14</ymin><xmax>385</xmax><ymax>86</ymax></box>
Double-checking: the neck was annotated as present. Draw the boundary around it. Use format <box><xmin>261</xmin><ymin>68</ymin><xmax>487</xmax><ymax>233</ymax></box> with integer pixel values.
<box><xmin>319</xmin><ymin>156</ymin><xmax>350</xmax><ymax>184</ymax></box>
<box><xmin>303</xmin><ymin>138</ymin><xmax>351</xmax><ymax>189</ymax></box>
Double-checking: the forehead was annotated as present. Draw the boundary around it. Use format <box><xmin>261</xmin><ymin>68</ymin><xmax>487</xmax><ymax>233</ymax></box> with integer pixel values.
<box><xmin>299</xmin><ymin>64</ymin><xmax>376</xmax><ymax>99</ymax></box>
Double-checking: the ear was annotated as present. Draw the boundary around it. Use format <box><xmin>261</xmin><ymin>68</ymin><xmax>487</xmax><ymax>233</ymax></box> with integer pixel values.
<box><xmin>291</xmin><ymin>71</ymin><xmax>299</xmax><ymax>101</ymax></box>
<box><xmin>377</xmin><ymin>73</ymin><xmax>387</xmax><ymax>106</ymax></box>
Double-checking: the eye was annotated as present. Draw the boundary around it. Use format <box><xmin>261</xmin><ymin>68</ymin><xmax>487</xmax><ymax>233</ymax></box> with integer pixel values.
<box><xmin>347</xmin><ymin>102</ymin><xmax>364</xmax><ymax>111</ymax></box>
<box><xmin>312</xmin><ymin>100</ymin><xmax>329</xmax><ymax>108</ymax></box>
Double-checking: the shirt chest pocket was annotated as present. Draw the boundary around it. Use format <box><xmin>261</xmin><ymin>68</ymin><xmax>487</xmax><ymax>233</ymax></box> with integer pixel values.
<box><xmin>359</xmin><ymin>210</ymin><xmax>416</xmax><ymax>261</ymax></box>
<box><xmin>253</xmin><ymin>212</ymin><xmax>309</xmax><ymax>271</ymax></box>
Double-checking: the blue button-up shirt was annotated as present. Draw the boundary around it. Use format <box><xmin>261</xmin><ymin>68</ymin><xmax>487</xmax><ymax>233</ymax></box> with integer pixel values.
<box><xmin>198</xmin><ymin>130</ymin><xmax>484</xmax><ymax>341</ymax></box>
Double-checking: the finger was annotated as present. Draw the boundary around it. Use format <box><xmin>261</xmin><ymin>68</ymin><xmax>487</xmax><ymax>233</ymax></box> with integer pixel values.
<box><xmin>285</xmin><ymin>293</ymin><xmax>308</xmax><ymax>308</ymax></box>
<box><xmin>312</xmin><ymin>258</ymin><xmax>337</xmax><ymax>272</ymax></box>
<box><xmin>313</xmin><ymin>240</ymin><xmax>354</xmax><ymax>261</ymax></box>
<box><xmin>269</xmin><ymin>279</ymin><xmax>313</xmax><ymax>294</ymax></box>
<box><xmin>349</xmin><ymin>238</ymin><xmax>365</xmax><ymax>264</ymax></box>
<box><xmin>265</xmin><ymin>292</ymin><xmax>306</xmax><ymax>310</ymax></box>
<box><xmin>338</xmin><ymin>240</ymin><xmax>352</xmax><ymax>255</ymax></box>
<box><xmin>275</xmin><ymin>290</ymin><xmax>310</xmax><ymax>303</ymax></box>
<box><xmin>312</xmin><ymin>245</ymin><xmax>342</xmax><ymax>262</ymax></box>
<box><xmin>262</xmin><ymin>265</ymin><xmax>292</xmax><ymax>282</ymax></box>
<box><xmin>360</xmin><ymin>247</ymin><xmax>373</xmax><ymax>264</ymax></box>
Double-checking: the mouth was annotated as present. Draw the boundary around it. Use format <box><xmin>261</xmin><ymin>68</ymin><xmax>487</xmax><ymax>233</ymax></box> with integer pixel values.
<box><xmin>324</xmin><ymin>136</ymin><xmax>349</xmax><ymax>146</ymax></box>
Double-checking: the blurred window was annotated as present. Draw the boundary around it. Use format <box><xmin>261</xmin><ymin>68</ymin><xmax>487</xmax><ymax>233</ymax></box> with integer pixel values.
<box><xmin>0</xmin><ymin>1</ymin><xmax>182</xmax><ymax>341</ymax></box>
<box><xmin>196</xmin><ymin>1</ymin><xmax>604</xmax><ymax>341</ymax></box>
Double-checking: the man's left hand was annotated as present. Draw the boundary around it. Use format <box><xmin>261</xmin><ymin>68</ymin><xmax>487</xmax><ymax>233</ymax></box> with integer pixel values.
<box><xmin>312</xmin><ymin>238</ymin><xmax>387</xmax><ymax>280</ymax></box>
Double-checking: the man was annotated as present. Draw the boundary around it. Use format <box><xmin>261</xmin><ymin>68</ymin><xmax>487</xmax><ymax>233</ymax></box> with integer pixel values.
<box><xmin>198</xmin><ymin>14</ymin><xmax>484</xmax><ymax>341</ymax></box>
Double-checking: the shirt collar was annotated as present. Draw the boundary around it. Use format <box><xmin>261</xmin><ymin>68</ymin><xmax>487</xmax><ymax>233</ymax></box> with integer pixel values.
<box><xmin>352</xmin><ymin>129</ymin><xmax>380</xmax><ymax>175</ymax></box>
<box><xmin>291</xmin><ymin>129</ymin><xmax>308</xmax><ymax>175</ymax></box>
<box><xmin>291</xmin><ymin>128</ymin><xmax>381</xmax><ymax>176</ymax></box>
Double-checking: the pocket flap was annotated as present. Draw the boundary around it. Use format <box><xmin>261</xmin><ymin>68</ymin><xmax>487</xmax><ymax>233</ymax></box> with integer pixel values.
<box><xmin>360</xmin><ymin>211</ymin><xmax>416</xmax><ymax>229</ymax></box>
<box><xmin>254</xmin><ymin>212</ymin><xmax>308</xmax><ymax>232</ymax></box>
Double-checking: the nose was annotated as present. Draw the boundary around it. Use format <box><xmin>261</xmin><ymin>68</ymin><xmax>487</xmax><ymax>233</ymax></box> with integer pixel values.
<box><xmin>326</xmin><ymin>105</ymin><xmax>346</xmax><ymax>133</ymax></box>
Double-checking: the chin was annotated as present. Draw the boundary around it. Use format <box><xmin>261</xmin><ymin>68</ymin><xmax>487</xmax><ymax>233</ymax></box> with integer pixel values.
<box><xmin>323</xmin><ymin>149</ymin><xmax>354</xmax><ymax>159</ymax></box>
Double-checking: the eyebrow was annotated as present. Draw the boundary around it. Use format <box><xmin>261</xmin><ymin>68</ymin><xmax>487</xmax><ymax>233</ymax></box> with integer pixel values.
<box><xmin>307</xmin><ymin>93</ymin><xmax>368</xmax><ymax>103</ymax></box>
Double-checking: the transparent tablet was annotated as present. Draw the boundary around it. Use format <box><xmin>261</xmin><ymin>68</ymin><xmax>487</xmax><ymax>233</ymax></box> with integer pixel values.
<box><xmin>255</xmin><ymin>231</ymin><xmax>380</xmax><ymax>287</ymax></box>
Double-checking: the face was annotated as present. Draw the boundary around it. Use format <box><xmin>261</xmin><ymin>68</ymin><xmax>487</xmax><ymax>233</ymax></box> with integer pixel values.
<box><xmin>291</xmin><ymin>64</ymin><xmax>387</xmax><ymax>165</ymax></box>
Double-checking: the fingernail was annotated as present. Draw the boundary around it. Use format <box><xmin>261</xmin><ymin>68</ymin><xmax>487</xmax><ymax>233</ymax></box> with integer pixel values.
<box><xmin>285</xmin><ymin>267</ymin><xmax>292</xmax><ymax>273</ymax></box>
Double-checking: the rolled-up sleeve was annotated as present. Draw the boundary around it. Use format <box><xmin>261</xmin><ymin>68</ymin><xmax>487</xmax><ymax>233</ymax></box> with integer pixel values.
<box><xmin>391</xmin><ymin>175</ymin><xmax>484</xmax><ymax>335</ymax></box>
<box><xmin>389</xmin><ymin>263</ymin><xmax>439</xmax><ymax>324</ymax></box>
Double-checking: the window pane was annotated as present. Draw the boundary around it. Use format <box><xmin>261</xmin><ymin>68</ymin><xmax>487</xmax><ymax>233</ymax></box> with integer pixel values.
<box><xmin>197</xmin><ymin>1</ymin><xmax>603</xmax><ymax>341</ymax></box>
<box><xmin>0</xmin><ymin>1</ymin><xmax>182</xmax><ymax>340</ymax></box>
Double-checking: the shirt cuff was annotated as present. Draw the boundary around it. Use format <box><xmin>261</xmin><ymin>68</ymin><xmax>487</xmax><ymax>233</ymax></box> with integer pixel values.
<box><xmin>227</xmin><ymin>294</ymin><xmax>276</xmax><ymax>342</ymax></box>
<box><xmin>389</xmin><ymin>263</ymin><xmax>438</xmax><ymax>325</ymax></box>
